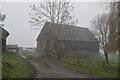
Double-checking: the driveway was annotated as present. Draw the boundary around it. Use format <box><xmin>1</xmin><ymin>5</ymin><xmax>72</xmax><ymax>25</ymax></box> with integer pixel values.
<box><xmin>21</xmin><ymin>55</ymin><xmax>103</xmax><ymax>78</ymax></box>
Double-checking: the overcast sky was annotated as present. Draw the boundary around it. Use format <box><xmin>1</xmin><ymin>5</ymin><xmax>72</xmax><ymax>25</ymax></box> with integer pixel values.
<box><xmin>1</xmin><ymin>2</ymin><xmax>105</xmax><ymax>47</ymax></box>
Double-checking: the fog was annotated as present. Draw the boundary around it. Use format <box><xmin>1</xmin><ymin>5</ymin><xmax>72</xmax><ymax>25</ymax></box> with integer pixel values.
<box><xmin>1</xmin><ymin>2</ymin><xmax>104</xmax><ymax>47</ymax></box>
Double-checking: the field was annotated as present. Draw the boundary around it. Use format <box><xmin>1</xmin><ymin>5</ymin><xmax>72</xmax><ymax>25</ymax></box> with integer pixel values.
<box><xmin>2</xmin><ymin>53</ymin><xmax>35</xmax><ymax>78</ymax></box>
<box><xmin>46</xmin><ymin>53</ymin><xmax>119</xmax><ymax>78</ymax></box>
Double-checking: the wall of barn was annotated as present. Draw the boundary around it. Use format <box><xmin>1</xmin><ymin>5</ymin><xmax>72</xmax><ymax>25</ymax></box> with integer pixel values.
<box><xmin>0</xmin><ymin>38</ymin><xmax>1</xmax><ymax>54</ymax></box>
<box><xmin>56</xmin><ymin>40</ymin><xmax>100</xmax><ymax>60</ymax></box>
<box><xmin>57</xmin><ymin>40</ymin><xmax>99</xmax><ymax>53</ymax></box>
<box><xmin>2</xmin><ymin>38</ymin><xmax>7</xmax><ymax>53</ymax></box>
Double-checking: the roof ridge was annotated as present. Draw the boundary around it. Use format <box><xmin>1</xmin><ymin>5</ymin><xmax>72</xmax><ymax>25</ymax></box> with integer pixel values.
<box><xmin>45</xmin><ymin>22</ymin><xmax>88</xmax><ymax>29</ymax></box>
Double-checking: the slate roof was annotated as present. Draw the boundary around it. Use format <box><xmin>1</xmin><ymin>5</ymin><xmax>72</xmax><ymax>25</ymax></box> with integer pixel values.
<box><xmin>37</xmin><ymin>22</ymin><xmax>98</xmax><ymax>42</ymax></box>
<box><xmin>7</xmin><ymin>45</ymin><xmax>18</xmax><ymax>49</ymax></box>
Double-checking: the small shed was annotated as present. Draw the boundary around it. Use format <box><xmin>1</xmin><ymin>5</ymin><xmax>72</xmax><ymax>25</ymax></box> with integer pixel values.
<box><xmin>7</xmin><ymin>45</ymin><xmax>18</xmax><ymax>53</ymax></box>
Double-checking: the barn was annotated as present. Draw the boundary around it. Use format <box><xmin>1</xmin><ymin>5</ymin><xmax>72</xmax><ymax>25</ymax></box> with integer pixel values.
<box><xmin>7</xmin><ymin>45</ymin><xmax>18</xmax><ymax>53</ymax></box>
<box><xmin>0</xmin><ymin>27</ymin><xmax>9</xmax><ymax>54</ymax></box>
<box><xmin>36</xmin><ymin>22</ymin><xmax>99</xmax><ymax>57</ymax></box>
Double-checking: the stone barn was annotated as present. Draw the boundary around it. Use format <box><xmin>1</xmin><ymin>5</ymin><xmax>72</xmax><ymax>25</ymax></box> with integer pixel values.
<box><xmin>36</xmin><ymin>22</ymin><xmax>99</xmax><ymax>58</ymax></box>
<box><xmin>0</xmin><ymin>27</ymin><xmax>9</xmax><ymax>54</ymax></box>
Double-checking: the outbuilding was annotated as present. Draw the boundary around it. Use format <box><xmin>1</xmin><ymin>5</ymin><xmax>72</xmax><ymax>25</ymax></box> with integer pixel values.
<box><xmin>7</xmin><ymin>45</ymin><xmax>18</xmax><ymax>53</ymax></box>
<box><xmin>0</xmin><ymin>27</ymin><xmax>9</xmax><ymax>54</ymax></box>
<box><xmin>36</xmin><ymin>22</ymin><xmax>99</xmax><ymax>57</ymax></box>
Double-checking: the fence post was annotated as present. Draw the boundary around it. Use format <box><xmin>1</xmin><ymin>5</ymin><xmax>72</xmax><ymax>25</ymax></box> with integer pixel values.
<box><xmin>77</xmin><ymin>56</ymin><xmax>79</xmax><ymax>64</ymax></box>
<box><xmin>103</xmin><ymin>60</ymin><xmax>105</xmax><ymax>70</ymax></box>
<box><xmin>58</xmin><ymin>56</ymin><xmax>61</xmax><ymax>62</ymax></box>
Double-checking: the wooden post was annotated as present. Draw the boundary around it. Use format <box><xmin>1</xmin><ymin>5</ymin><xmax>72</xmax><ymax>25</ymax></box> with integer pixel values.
<box><xmin>58</xmin><ymin>56</ymin><xmax>61</xmax><ymax>62</ymax></box>
<box><xmin>77</xmin><ymin>56</ymin><xmax>79</xmax><ymax>64</ymax></box>
<box><xmin>103</xmin><ymin>60</ymin><xmax>105</xmax><ymax>70</ymax></box>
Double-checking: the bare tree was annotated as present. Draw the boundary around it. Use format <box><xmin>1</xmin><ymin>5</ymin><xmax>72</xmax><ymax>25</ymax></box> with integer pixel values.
<box><xmin>29</xmin><ymin>1</ymin><xmax>77</xmax><ymax>28</ymax></box>
<box><xmin>29</xmin><ymin>1</ymin><xmax>78</xmax><ymax>53</ymax></box>
<box><xmin>0</xmin><ymin>11</ymin><xmax>6</xmax><ymax>27</ymax></box>
<box><xmin>97</xmin><ymin>1</ymin><xmax>119</xmax><ymax>54</ymax></box>
<box><xmin>91</xmin><ymin>14</ymin><xmax>109</xmax><ymax>64</ymax></box>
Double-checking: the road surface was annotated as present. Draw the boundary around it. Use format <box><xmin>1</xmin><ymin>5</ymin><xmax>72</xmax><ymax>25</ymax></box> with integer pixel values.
<box><xmin>21</xmin><ymin>55</ymin><xmax>103</xmax><ymax>78</ymax></box>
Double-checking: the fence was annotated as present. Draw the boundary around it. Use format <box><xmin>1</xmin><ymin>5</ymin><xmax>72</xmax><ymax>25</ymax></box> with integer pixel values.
<box><xmin>47</xmin><ymin>50</ymin><xmax>118</xmax><ymax>71</ymax></box>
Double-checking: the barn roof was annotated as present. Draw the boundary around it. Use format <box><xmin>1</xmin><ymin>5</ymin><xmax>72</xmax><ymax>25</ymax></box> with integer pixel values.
<box><xmin>7</xmin><ymin>45</ymin><xmax>18</xmax><ymax>49</ymax></box>
<box><xmin>37</xmin><ymin>22</ymin><xmax>98</xmax><ymax>42</ymax></box>
<box><xmin>0</xmin><ymin>26</ymin><xmax>9</xmax><ymax>39</ymax></box>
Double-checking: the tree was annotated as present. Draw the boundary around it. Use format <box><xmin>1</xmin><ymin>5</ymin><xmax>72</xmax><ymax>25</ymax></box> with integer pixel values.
<box><xmin>118</xmin><ymin>1</ymin><xmax>120</xmax><ymax>52</ymax></box>
<box><xmin>29</xmin><ymin>1</ymin><xmax>78</xmax><ymax>53</ymax></box>
<box><xmin>91</xmin><ymin>14</ymin><xmax>109</xmax><ymax>64</ymax></box>
<box><xmin>0</xmin><ymin>11</ymin><xmax>6</xmax><ymax>27</ymax></box>
<box><xmin>97</xmin><ymin>1</ymin><xmax>119</xmax><ymax>53</ymax></box>
<box><xmin>29</xmin><ymin>1</ymin><xmax>77</xmax><ymax>28</ymax></box>
<box><xmin>107</xmin><ymin>2</ymin><xmax>118</xmax><ymax>53</ymax></box>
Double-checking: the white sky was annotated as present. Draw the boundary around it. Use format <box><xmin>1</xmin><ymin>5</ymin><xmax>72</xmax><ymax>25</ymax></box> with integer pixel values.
<box><xmin>1</xmin><ymin>2</ymin><xmax>106</xmax><ymax>47</ymax></box>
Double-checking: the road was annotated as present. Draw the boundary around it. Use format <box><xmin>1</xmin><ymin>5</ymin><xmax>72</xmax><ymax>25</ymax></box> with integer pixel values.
<box><xmin>21</xmin><ymin>55</ymin><xmax>103</xmax><ymax>78</ymax></box>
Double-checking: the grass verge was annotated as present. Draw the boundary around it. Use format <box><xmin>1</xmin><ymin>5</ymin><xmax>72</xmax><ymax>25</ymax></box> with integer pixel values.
<box><xmin>2</xmin><ymin>53</ymin><xmax>35</xmax><ymax>78</ymax></box>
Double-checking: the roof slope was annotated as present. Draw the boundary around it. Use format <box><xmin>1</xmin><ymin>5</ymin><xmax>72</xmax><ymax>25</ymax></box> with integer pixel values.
<box><xmin>7</xmin><ymin>45</ymin><xmax>18</xmax><ymax>48</ymax></box>
<box><xmin>0</xmin><ymin>27</ymin><xmax>9</xmax><ymax>39</ymax></box>
<box><xmin>37</xmin><ymin>22</ymin><xmax>98</xmax><ymax>42</ymax></box>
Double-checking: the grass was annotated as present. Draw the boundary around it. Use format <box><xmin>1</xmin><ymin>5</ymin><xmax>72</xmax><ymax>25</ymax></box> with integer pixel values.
<box><xmin>0</xmin><ymin>54</ymin><xmax>2</xmax><ymax>79</ymax></box>
<box><xmin>20</xmin><ymin>52</ymin><xmax>119</xmax><ymax>78</ymax></box>
<box><xmin>2</xmin><ymin>53</ymin><xmax>35</xmax><ymax>78</ymax></box>
<box><xmin>100</xmin><ymin>54</ymin><xmax>119</xmax><ymax>63</ymax></box>
<box><xmin>100</xmin><ymin>54</ymin><xmax>119</xmax><ymax>69</ymax></box>
<box><xmin>46</xmin><ymin>56</ymin><xmax>119</xmax><ymax>78</ymax></box>
<box><xmin>64</xmin><ymin>56</ymin><xmax>118</xmax><ymax>69</ymax></box>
